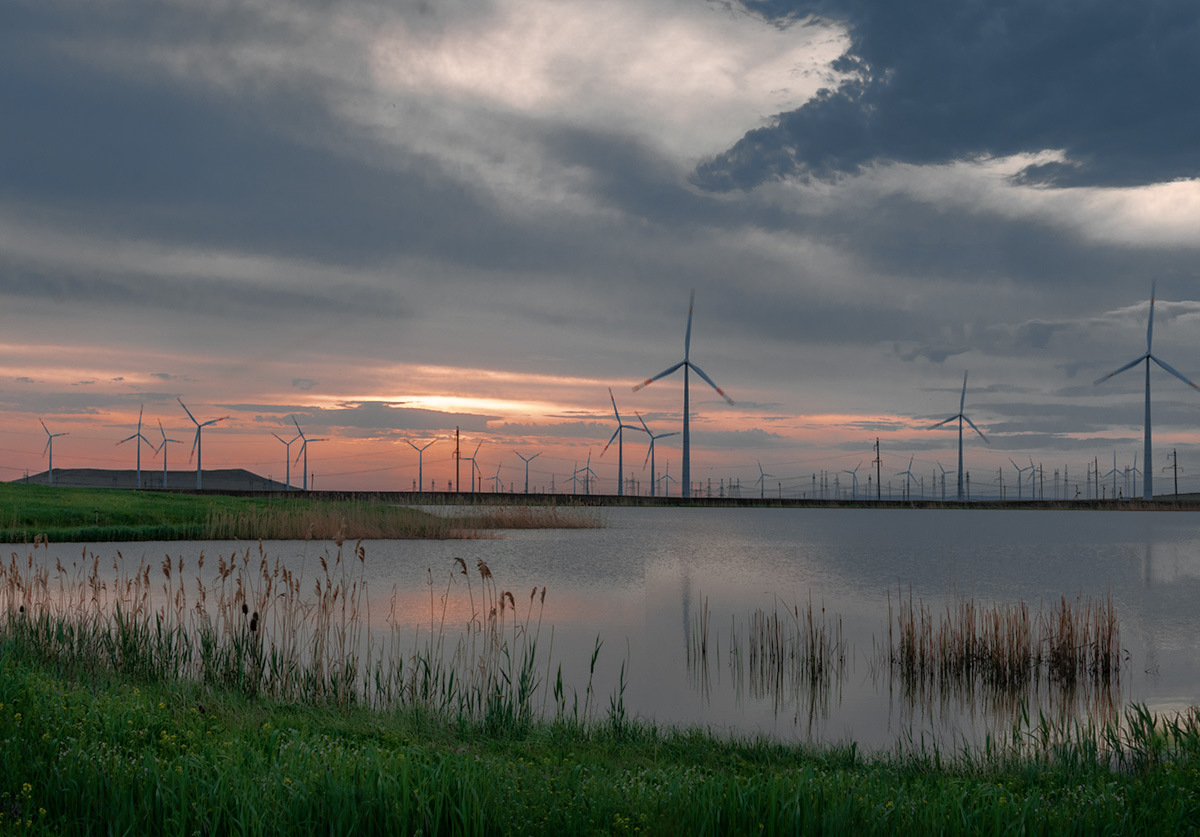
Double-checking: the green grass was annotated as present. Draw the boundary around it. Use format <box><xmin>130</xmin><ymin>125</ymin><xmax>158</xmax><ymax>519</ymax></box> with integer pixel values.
<box><xmin>0</xmin><ymin>483</ymin><xmax>599</xmax><ymax>542</ymax></box>
<box><xmin>3</xmin><ymin>648</ymin><xmax>1199</xmax><ymax>835</ymax></box>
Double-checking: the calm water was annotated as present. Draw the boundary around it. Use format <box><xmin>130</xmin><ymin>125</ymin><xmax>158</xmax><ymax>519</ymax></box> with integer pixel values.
<box><xmin>27</xmin><ymin>507</ymin><xmax>1200</xmax><ymax>750</ymax></box>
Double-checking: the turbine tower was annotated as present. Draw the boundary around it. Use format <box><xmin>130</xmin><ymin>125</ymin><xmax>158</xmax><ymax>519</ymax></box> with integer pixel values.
<box><xmin>291</xmin><ymin>417</ymin><xmax>326</xmax><ymax>492</ymax></box>
<box><xmin>273</xmin><ymin>430</ymin><xmax>301</xmax><ymax>490</ymax></box>
<box><xmin>897</xmin><ymin>455</ymin><xmax>917</xmax><ymax>500</ymax></box>
<box><xmin>155</xmin><ymin>419</ymin><xmax>181</xmax><ymax>489</ymax></box>
<box><xmin>635</xmin><ymin>412</ymin><xmax>679</xmax><ymax>498</ymax></box>
<box><xmin>930</xmin><ymin>372</ymin><xmax>989</xmax><ymax>500</ymax></box>
<box><xmin>1095</xmin><ymin>282</ymin><xmax>1199</xmax><ymax>501</ymax></box>
<box><xmin>602</xmin><ymin>387</ymin><xmax>643</xmax><ymax>496</ymax></box>
<box><xmin>514</xmin><ymin>450</ymin><xmax>540</xmax><ymax>494</ymax></box>
<box><xmin>580</xmin><ymin>450</ymin><xmax>598</xmax><ymax>495</ymax></box>
<box><xmin>633</xmin><ymin>290</ymin><xmax>734</xmax><ymax>498</ymax></box>
<box><xmin>117</xmin><ymin>405</ymin><xmax>154</xmax><ymax>489</ymax></box>
<box><xmin>1009</xmin><ymin>459</ymin><xmax>1032</xmax><ymax>501</ymax></box>
<box><xmin>405</xmin><ymin>436</ymin><xmax>439</xmax><ymax>489</ymax></box>
<box><xmin>179</xmin><ymin>398</ymin><xmax>229</xmax><ymax>490</ymax></box>
<box><xmin>40</xmin><ymin>419</ymin><xmax>68</xmax><ymax>486</ymax></box>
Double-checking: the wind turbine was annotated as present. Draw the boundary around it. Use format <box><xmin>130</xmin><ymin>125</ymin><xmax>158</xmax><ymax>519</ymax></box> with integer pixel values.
<box><xmin>580</xmin><ymin>450</ymin><xmax>598</xmax><ymax>495</ymax></box>
<box><xmin>1009</xmin><ymin>459</ymin><xmax>1032</xmax><ymax>501</ymax></box>
<box><xmin>658</xmin><ymin>461</ymin><xmax>677</xmax><ymax>497</ymax></box>
<box><xmin>117</xmin><ymin>405</ymin><xmax>154</xmax><ymax>489</ymax></box>
<box><xmin>897</xmin><ymin>455</ymin><xmax>917</xmax><ymax>500</ymax></box>
<box><xmin>635</xmin><ymin>412</ymin><xmax>679</xmax><ymax>498</ymax></box>
<box><xmin>842</xmin><ymin>462</ymin><xmax>862</xmax><ymax>499</ymax></box>
<box><xmin>273</xmin><ymin>430</ymin><xmax>301</xmax><ymax>490</ymax></box>
<box><xmin>1103</xmin><ymin>451</ymin><xmax>1122</xmax><ymax>499</ymax></box>
<box><xmin>632</xmin><ymin>290</ymin><xmax>734</xmax><ymax>498</ymax></box>
<box><xmin>514</xmin><ymin>450</ymin><xmax>540</xmax><ymax>494</ymax></box>
<box><xmin>935</xmin><ymin>461</ymin><xmax>948</xmax><ymax>500</ymax></box>
<box><xmin>755</xmin><ymin>461</ymin><xmax>776</xmax><ymax>499</ymax></box>
<box><xmin>155</xmin><ymin>420</ymin><xmax>181</xmax><ymax>489</ymax></box>
<box><xmin>291</xmin><ymin>417</ymin><xmax>326</xmax><ymax>492</ymax></box>
<box><xmin>1095</xmin><ymin>282</ymin><xmax>1199</xmax><ymax>501</ymax></box>
<box><xmin>602</xmin><ymin>388</ymin><xmax>643</xmax><ymax>496</ymax></box>
<box><xmin>489</xmin><ymin>463</ymin><xmax>503</xmax><ymax>493</ymax></box>
<box><xmin>407</xmin><ymin>439</ymin><xmax>437</xmax><ymax>492</ymax></box>
<box><xmin>178</xmin><ymin>398</ymin><xmax>229</xmax><ymax>490</ymax></box>
<box><xmin>461</xmin><ymin>442</ymin><xmax>482</xmax><ymax>493</ymax></box>
<box><xmin>930</xmin><ymin>372</ymin><xmax>989</xmax><ymax>500</ymax></box>
<box><xmin>40</xmin><ymin>419</ymin><xmax>68</xmax><ymax>486</ymax></box>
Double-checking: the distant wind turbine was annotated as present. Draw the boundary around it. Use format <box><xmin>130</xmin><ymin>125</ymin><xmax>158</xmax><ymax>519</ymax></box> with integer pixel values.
<box><xmin>602</xmin><ymin>388</ymin><xmax>643</xmax><ymax>496</ymax></box>
<box><xmin>635</xmin><ymin>412</ymin><xmax>679</xmax><ymax>498</ymax></box>
<box><xmin>897</xmin><ymin>455</ymin><xmax>917</xmax><ymax>500</ymax></box>
<box><xmin>514</xmin><ymin>450</ymin><xmax>540</xmax><ymax>494</ymax></box>
<box><xmin>489</xmin><ymin>463</ymin><xmax>503</xmax><ymax>493</ymax></box>
<box><xmin>755</xmin><ymin>461</ymin><xmax>776</xmax><ymax>500</ymax></box>
<box><xmin>155</xmin><ymin>420</ymin><xmax>182</xmax><ymax>489</ymax></box>
<box><xmin>1009</xmin><ymin>459</ymin><xmax>1032</xmax><ymax>501</ymax></box>
<box><xmin>117</xmin><ymin>405</ymin><xmax>154</xmax><ymax>489</ymax></box>
<box><xmin>657</xmin><ymin>461</ymin><xmax>677</xmax><ymax>497</ymax></box>
<box><xmin>273</xmin><ymin>430</ymin><xmax>301</xmax><ymax>490</ymax></box>
<box><xmin>178</xmin><ymin>398</ymin><xmax>229</xmax><ymax>490</ymax></box>
<box><xmin>291</xmin><ymin>417</ymin><xmax>326</xmax><ymax>491</ymax></box>
<box><xmin>930</xmin><ymin>372</ymin><xmax>989</xmax><ymax>500</ymax></box>
<box><xmin>407</xmin><ymin>439</ymin><xmax>437</xmax><ymax>492</ymax></box>
<box><xmin>461</xmin><ymin>442</ymin><xmax>482</xmax><ymax>493</ymax></box>
<box><xmin>40</xmin><ymin>419</ymin><xmax>68</xmax><ymax>486</ymax></box>
<box><xmin>842</xmin><ymin>462</ymin><xmax>862</xmax><ymax>499</ymax></box>
<box><xmin>1103</xmin><ymin>451</ymin><xmax>1122</xmax><ymax>499</ymax></box>
<box><xmin>1094</xmin><ymin>282</ymin><xmax>1199</xmax><ymax>501</ymax></box>
<box><xmin>632</xmin><ymin>290</ymin><xmax>734</xmax><ymax>499</ymax></box>
<box><xmin>935</xmin><ymin>461</ymin><xmax>948</xmax><ymax>500</ymax></box>
<box><xmin>580</xmin><ymin>450</ymin><xmax>598</xmax><ymax>495</ymax></box>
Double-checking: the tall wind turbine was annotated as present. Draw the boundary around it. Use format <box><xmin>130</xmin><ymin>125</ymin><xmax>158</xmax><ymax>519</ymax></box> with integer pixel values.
<box><xmin>514</xmin><ymin>450</ymin><xmax>540</xmax><ymax>494</ymax></box>
<box><xmin>40</xmin><ymin>419</ymin><xmax>68</xmax><ymax>486</ymax></box>
<box><xmin>602</xmin><ymin>388</ymin><xmax>643</xmax><ymax>496</ymax></box>
<box><xmin>291</xmin><ymin>417</ymin><xmax>326</xmax><ymax>492</ymax></box>
<box><xmin>635</xmin><ymin>412</ymin><xmax>678</xmax><ymax>498</ymax></box>
<box><xmin>633</xmin><ymin>290</ymin><xmax>734</xmax><ymax>498</ymax></box>
<box><xmin>117</xmin><ymin>405</ymin><xmax>154</xmax><ymax>489</ymax></box>
<box><xmin>179</xmin><ymin>398</ymin><xmax>229</xmax><ymax>490</ymax></box>
<box><xmin>1095</xmin><ymin>282</ymin><xmax>1199</xmax><ymax>501</ymax></box>
<box><xmin>930</xmin><ymin>372</ymin><xmax>989</xmax><ymax>500</ymax></box>
<box><xmin>155</xmin><ymin>420</ymin><xmax>181</xmax><ymax>489</ymax></box>
<box><xmin>580</xmin><ymin>450</ymin><xmax>598</xmax><ymax>495</ymax></box>
<box><xmin>407</xmin><ymin>439</ymin><xmax>437</xmax><ymax>492</ymax></box>
<box><xmin>897</xmin><ymin>455</ymin><xmax>917</xmax><ymax>500</ymax></box>
<box><xmin>273</xmin><ymin>430</ymin><xmax>301</xmax><ymax>490</ymax></box>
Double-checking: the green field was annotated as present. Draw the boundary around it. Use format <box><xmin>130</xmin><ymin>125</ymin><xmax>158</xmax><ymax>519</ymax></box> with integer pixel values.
<box><xmin>0</xmin><ymin>483</ymin><xmax>598</xmax><ymax>542</ymax></box>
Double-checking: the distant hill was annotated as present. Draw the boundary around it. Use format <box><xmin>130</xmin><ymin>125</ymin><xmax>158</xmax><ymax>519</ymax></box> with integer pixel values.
<box><xmin>12</xmin><ymin>469</ymin><xmax>289</xmax><ymax>492</ymax></box>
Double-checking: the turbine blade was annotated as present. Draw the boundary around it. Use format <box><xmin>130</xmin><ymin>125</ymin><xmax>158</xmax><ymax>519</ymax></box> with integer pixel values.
<box><xmin>960</xmin><ymin>371</ymin><xmax>968</xmax><ymax>413</ymax></box>
<box><xmin>39</xmin><ymin>418</ymin><xmax>49</xmax><ymax>435</ymax></box>
<box><xmin>633</xmin><ymin>361</ymin><xmax>686</xmax><ymax>391</ymax></box>
<box><xmin>684</xmin><ymin>290</ymin><xmax>695</xmax><ymax>360</ymax></box>
<box><xmin>178</xmin><ymin>397</ymin><xmax>198</xmax><ymax>425</ymax></box>
<box><xmin>601</xmin><ymin>428</ymin><xmax>620</xmax><ymax>454</ymax></box>
<box><xmin>118</xmin><ymin>434</ymin><xmax>136</xmax><ymax>446</ymax></box>
<box><xmin>1094</xmin><ymin>355</ymin><xmax>1147</xmax><ymax>385</ymax></box>
<box><xmin>688</xmin><ymin>363</ymin><xmax>734</xmax><ymax>405</ymax></box>
<box><xmin>929</xmin><ymin>415</ymin><xmax>959</xmax><ymax>430</ymax></box>
<box><xmin>609</xmin><ymin>387</ymin><xmax>622</xmax><ymax>422</ymax></box>
<box><xmin>1147</xmin><ymin>280</ymin><xmax>1157</xmax><ymax>353</ymax></box>
<box><xmin>635</xmin><ymin>411</ymin><xmax>650</xmax><ymax>434</ymax></box>
<box><xmin>1150</xmin><ymin>354</ymin><xmax>1200</xmax><ymax>390</ymax></box>
<box><xmin>963</xmin><ymin>415</ymin><xmax>989</xmax><ymax>443</ymax></box>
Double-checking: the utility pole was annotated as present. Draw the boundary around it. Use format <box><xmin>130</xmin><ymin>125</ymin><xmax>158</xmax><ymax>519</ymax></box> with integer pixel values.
<box><xmin>455</xmin><ymin>426</ymin><xmax>460</xmax><ymax>493</ymax></box>
<box><xmin>873</xmin><ymin>437</ymin><xmax>882</xmax><ymax>501</ymax></box>
<box><xmin>1165</xmin><ymin>448</ymin><xmax>1180</xmax><ymax>501</ymax></box>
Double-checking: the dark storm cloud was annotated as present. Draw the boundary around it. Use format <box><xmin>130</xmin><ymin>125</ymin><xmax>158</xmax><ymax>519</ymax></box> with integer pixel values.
<box><xmin>698</xmin><ymin>1</ymin><xmax>1200</xmax><ymax>190</ymax></box>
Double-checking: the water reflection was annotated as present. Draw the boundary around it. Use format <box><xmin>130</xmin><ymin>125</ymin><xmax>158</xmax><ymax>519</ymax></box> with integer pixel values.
<box><xmin>10</xmin><ymin>506</ymin><xmax>1200</xmax><ymax>749</ymax></box>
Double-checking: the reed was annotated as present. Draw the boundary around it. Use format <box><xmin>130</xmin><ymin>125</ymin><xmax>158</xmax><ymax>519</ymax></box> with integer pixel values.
<box><xmin>0</xmin><ymin>541</ymin><xmax>606</xmax><ymax>732</ymax></box>
<box><xmin>888</xmin><ymin>586</ymin><xmax>1123</xmax><ymax>691</ymax></box>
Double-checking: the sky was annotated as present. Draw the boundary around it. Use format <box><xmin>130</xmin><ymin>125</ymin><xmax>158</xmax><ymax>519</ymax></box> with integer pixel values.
<box><xmin>3</xmin><ymin>0</ymin><xmax>1200</xmax><ymax>499</ymax></box>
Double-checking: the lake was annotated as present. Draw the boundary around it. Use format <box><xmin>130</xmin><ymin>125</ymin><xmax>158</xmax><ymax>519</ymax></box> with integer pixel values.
<box><xmin>22</xmin><ymin>507</ymin><xmax>1200</xmax><ymax>750</ymax></box>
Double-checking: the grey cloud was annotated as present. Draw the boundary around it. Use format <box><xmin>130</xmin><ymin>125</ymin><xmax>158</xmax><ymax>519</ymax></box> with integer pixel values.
<box><xmin>699</xmin><ymin>1</ymin><xmax>1200</xmax><ymax>190</ymax></box>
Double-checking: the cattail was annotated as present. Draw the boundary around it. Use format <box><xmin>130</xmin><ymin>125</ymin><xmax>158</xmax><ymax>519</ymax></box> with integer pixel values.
<box><xmin>242</xmin><ymin>602</ymin><xmax>249</xmax><ymax>615</ymax></box>
<box><xmin>249</xmin><ymin>612</ymin><xmax>259</xmax><ymax>633</ymax></box>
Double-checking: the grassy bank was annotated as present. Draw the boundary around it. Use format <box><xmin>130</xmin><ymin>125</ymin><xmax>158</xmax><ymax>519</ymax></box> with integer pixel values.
<box><xmin>0</xmin><ymin>483</ymin><xmax>599</xmax><ymax>543</ymax></box>
<box><xmin>3</xmin><ymin>636</ymin><xmax>1199</xmax><ymax>834</ymax></box>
